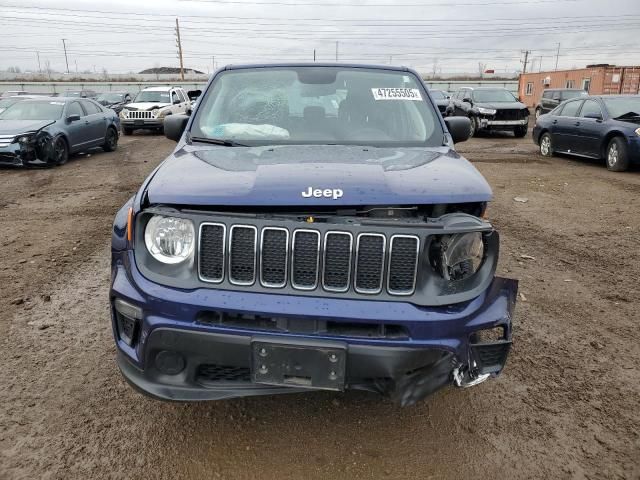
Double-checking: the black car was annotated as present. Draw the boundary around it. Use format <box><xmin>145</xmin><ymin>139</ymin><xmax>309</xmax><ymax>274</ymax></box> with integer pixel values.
<box><xmin>96</xmin><ymin>91</ymin><xmax>132</xmax><ymax>114</ymax></box>
<box><xmin>429</xmin><ymin>89</ymin><xmax>452</xmax><ymax>117</ymax></box>
<box><xmin>532</xmin><ymin>95</ymin><xmax>640</xmax><ymax>172</ymax></box>
<box><xmin>0</xmin><ymin>97</ymin><xmax>120</xmax><ymax>167</ymax></box>
<box><xmin>535</xmin><ymin>89</ymin><xmax>588</xmax><ymax>119</ymax></box>
<box><xmin>450</xmin><ymin>87</ymin><xmax>529</xmax><ymax>137</ymax></box>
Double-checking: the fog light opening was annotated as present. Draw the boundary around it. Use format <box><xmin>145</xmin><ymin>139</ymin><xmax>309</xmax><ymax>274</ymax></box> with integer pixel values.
<box><xmin>114</xmin><ymin>298</ymin><xmax>142</xmax><ymax>347</ymax></box>
<box><xmin>155</xmin><ymin>350</ymin><xmax>186</xmax><ymax>375</ymax></box>
<box><xmin>471</xmin><ymin>325</ymin><xmax>506</xmax><ymax>344</ymax></box>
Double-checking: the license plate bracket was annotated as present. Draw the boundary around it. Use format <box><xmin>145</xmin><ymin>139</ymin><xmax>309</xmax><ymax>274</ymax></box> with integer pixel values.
<box><xmin>134</xmin><ymin>119</ymin><xmax>144</xmax><ymax>125</ymax></box>
<box><xmin>251</xmin><ymin>340</ymin><xmax>346</xmax><ymax>391</ymax></box>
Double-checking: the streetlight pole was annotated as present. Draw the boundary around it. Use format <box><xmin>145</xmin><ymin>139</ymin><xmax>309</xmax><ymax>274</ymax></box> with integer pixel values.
<box><xmin>62</xmin><ymin>38</ymin><xmax>70</xmax><ymax>74</ymax></box>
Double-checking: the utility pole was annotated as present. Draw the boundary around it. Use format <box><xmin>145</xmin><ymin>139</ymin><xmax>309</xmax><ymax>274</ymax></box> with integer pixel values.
<box><xmin>175</xmin><ymin>18</ymin><xmax>185</xmax><ymax>80</ymax></box>
<box><xmin>335</xmin><ymin>41</ymin><xmax>339</xmax><ymax>62</ymax></box>
<box><xmin>313</xmin><ymin>49</ymin><xmax>316</xmax><ymax>62</ymax></box>
<box><xmin>521</xmin><ymin>50</ymin><xmax>530</xmax><ymax>74</ymax></box>
<box><xmin>555</xmin><ymin>43</ymin><xmax>560</xmax><ymax>71</ymax></box>
<box><xmin>36</xmin><ymin>51</ymin><xmax>41</xmax><ymax>73</ymax></box>
<box><xmin>75</xmin><ymin>60</ymin><xmax>78</xmax><ymax>74</ymax></box>
<box><xmin>62</xmin><ymin>38</ymin><xmax>69</xmax><ymax>74</ymax></box>
<box><xmin>539</xmin><ymin>56</ymin><xmax>542</xmax><ymax>72</ymax></box>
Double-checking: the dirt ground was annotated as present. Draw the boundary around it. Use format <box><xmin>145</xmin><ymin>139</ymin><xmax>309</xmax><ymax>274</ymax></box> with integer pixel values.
<box><xmin>0</xmin><ymin>130</ymin><xmax>638</xmax><ymax>480</ymax></box>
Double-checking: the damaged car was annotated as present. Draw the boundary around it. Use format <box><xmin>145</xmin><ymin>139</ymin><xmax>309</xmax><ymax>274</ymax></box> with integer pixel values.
<box><xmin>0</xmin><ymin>97</ymin><xmax>120</xmax><ymax>167</ymax></box>
<box><xmin>451</xmin><ymin>87</ymin><xmax>529</xmax><ymax>137</ymax></box>
<box><xmin>96</xmin><ymin>91</ymin><xmax>132</xmax><ymax>115</ymax></box>
<box><xmin>111</xmin><ymin>63</ymin><xmax>518</xmax><ymax>407</ymax></box>
<box><xmin>119</xmin><ymin>86</ymin><xmax>190</xmax><ymax>135</ymax></box>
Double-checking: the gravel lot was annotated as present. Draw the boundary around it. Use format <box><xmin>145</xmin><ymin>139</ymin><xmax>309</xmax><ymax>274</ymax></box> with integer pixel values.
<box><xmin>1</xmin><ymin>131</ymin><xmax>638</xmax><ymax>479</ymax></box>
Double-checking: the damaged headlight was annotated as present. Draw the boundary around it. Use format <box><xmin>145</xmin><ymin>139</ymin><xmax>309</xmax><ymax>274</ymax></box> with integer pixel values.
<box><xmin>477</xmin><ymin>107</ymin><xmax>497</xmax><ymax>115</ymax></box>
<box><xmin>430</xmin><ymin>232</ymin><xmax>485</xmax><ymax>281</ymax></box>
<box><xmin>14</xmin><ymin>132</ymin><xmax>36</xmax><ymax>145</ymax></box>
<box><xmin>144</xmin><ymin>215</ymin><xmax>195</xmax><ymax>264</ymax></box>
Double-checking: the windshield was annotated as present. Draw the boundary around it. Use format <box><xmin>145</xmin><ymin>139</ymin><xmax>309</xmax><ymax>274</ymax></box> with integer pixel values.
<box><xmin>97</xmin><ymin>93</ymin><xmax>125</xmax><ymax>103</ymax></box>
<box><xmin>603</xmin><ymin>97</ymin><xmax>640</xmax><ymax>119</ymax></box>
<box><xmin>472</xmin><ymin>89</ymin><xmax>517</xmax><ymax>103</ymax></box>
<box><xmin>0</xmin><ymin>98</ymin><xmax>22</xmax><ymax>112</ymax></box>
<box><xmin>430</xmin><ymin>90</ymin><xmax>446</xmax><ymax>100</ymax></box>
<box><xmin>564</xmin><ymin>90</ymin><xmax>588</xmax><ymax>99</ymax></box>
<box><xmin>191</xmin><ymin>67</ymin><xmax>443</xmax><ymax>147</ymax></box>
<box><xmin>134</xmin><ymin>91</ymin><xmax>170</xmax><ymax>103</ymax></box>
<box><xmin>0</xmin><ymin>100</ymin><xmax>64</xmax><ymax>120</ymax></box>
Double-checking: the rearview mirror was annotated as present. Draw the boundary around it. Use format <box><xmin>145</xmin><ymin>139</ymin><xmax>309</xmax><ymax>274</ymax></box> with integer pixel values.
<box><xmin>164</xmin><ymin>114</ymin><xmax>189</xmax><ymax>142</ymax></box>
<box><xmin>444</xmin><ymin>116</ymin><xmax>471</xmax><ymax>144</ymax></box>
<box><xmin>67</xmin><ymin>114</ymin><xmax>81</xmax><ymax>122</ymax></box>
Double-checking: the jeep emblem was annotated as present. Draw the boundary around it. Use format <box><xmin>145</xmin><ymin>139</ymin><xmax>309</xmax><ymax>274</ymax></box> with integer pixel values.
<box><xmin>301</xmin><ymin>187</ymin><xmax>344</xmax><ymax>200</ymax></box>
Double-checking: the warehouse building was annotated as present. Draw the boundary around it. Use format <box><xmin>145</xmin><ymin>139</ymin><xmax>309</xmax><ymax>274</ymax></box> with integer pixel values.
<box><xmin>518</xmin><ymin>64</ymin><xmax>640</xmax><ymax>108</ymax></box>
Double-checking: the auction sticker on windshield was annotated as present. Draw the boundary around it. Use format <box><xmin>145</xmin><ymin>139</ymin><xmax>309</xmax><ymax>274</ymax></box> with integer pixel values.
<box><xmin>371</xmin><ymin>88</ymin><xmax>422</xmax><ymax>101</ymax></box>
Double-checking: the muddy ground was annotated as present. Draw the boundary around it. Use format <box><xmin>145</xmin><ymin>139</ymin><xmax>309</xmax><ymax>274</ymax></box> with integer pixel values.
<box><xmin>0</xmin><ymin>131</ymin><xmax>638</xmax><ymax>480</ymax></box>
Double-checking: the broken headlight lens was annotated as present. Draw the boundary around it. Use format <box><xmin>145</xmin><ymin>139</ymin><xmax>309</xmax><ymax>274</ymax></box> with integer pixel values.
<box><xmin>431</xmin><ymin>232</ymin><xmax>485</xmax><ymax>281</ymax></box>
<box><xmin>144</xmin><ymin>215</ymin><xmax>195</xmax><ymax>264</ymax></box>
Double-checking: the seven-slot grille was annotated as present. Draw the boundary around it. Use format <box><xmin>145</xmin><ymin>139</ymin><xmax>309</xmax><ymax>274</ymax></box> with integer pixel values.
<box><xmin>127</xmin><ymin>110</ymin><xmax>154</xmax><ymax>119</ymax></box>
<box><xmin>199</xmin><ymin>224</ymin><xmax>420</xmax><ymax>296</ymax></box>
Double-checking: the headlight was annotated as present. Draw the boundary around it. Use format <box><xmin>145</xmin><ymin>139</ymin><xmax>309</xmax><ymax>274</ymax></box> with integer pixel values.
<box><xmin>431</xmin><ymin>232</ymin><xmax>485</xmax><ymax>281</ymax></box>
<box><xmin>635</xmin><ymin>127</ymin><xmax>640</xmax><ymax>136</ymax></box>
<box><xmin>144</xmin><ymin>215</ymin><xmax>195</xmax><ymax>264</ymax></box>
<box><xmin>121</xmin><ymin>109</ymin><xmax>129</xmax><ymax>118</ymax></box>
<box><xmin>151</xmin><ymin>108</ymin><xmax>160</xmax><ymax>118</ymax></box>
<box><xmin>16</xmin><ymin>133</ymin><xmax>35</xmax><ymax>144</ymax></box>
<box><xmin>477</xmin><ymin>107</ymin><xmax>497</xmax><ymax>115</ymax></box>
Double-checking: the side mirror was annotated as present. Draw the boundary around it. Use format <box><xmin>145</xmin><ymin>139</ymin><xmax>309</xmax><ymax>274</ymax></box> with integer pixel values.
<box><xmin>444</xmin><ymin>116</ymin><xmax>471</xmax><ymax>144</ymax></box>
<box><xmin>583</xmin><ymin>112</ymin><xmax>602</xmax><ymax>120</ymax></box>
<box><xmin>187</xmin><ymin>89</ymin><xmax>202</xmax><ymax>101</ymax></box>
<box><xmin>463</xmin><ymin>97</ymin><xmax>472</xmax><ymax>104</ymax></box>
<box><xmin>164</xmin><ymin>114</ymin><xmax>189</xmax><ymax>142</ymax></box>
<box><xmin>67</xmin><ymin>114</ymin><xmax>81</xmax><ymax>123</ymax></box>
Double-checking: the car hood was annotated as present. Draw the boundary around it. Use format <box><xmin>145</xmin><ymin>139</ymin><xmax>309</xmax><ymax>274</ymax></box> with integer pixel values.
<box><xmin>145</xmin><ymin>144</ymin><xmax>492</xmax><ymax>206</ymax></box>
<box><xmin>0</xmin><ymin>119</ymin><xmax>55</xmax><ymax>135</ymax></box>
<box><xmin>475</xmin><ymin>101</ymin><xmax>527</xmax><ymax>110</ymax></box>
<box><xmin>125</xmin><ymin>102</ymin><xmax>171</xmax><ymax>111</ymax></box>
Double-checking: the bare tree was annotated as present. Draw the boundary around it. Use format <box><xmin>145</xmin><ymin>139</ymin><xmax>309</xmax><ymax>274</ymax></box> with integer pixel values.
<box><xmin>102</xmin><ymin>67</ymin><xmax>109</xmax><ymax>80</ymax></box>
<box><xmin>44</xmin><ymin>60</ymin><xmax>52</xmax><ymax>80</ymax></box>
<box><xmin>478</xmin><ymin>62</ymin><xmax>487</xmax><ymax>79</ymax></box>
<box><xmin>431</xmin><ymin>58</ymin><xmax>438</xmax><ymax>79</ymax></box>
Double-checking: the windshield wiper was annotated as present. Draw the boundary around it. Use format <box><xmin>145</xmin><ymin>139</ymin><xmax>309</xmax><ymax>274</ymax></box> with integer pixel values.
<box><xmin>189</xmin><ymin>136</ymin><xmax>250</xmax><ymax>147</ymax></box>
<box><xmin>613</xmin><ymin>111</ymin><xmax>640</xmax><ymax>120</ymax></box>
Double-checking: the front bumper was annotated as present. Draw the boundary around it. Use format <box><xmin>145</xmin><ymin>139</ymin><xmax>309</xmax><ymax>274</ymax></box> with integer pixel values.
<box><xmin>110</xmin><ymin>253</ymin><xmax>518</xmax><ymax>406</ymax></box>
<box><xmin>121</xmin><ymin>118</ymin><xmax>163</xmax><ymax>128</ymax></box>
<box><xmin>479</xmin><ymin>118</ymin><xmax>528</xmax><ymax>129</ymax></box>
<box><xmin>0</xmin><ymin>144</ymin><xmax>50</xmax><ymax>167</ymax></box>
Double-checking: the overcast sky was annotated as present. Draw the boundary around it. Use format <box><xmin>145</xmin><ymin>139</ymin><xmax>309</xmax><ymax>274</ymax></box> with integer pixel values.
<box><xmin>1</xmin><ymin>0</ymin><xmax>639</xmax><ymax>76</ymax></box>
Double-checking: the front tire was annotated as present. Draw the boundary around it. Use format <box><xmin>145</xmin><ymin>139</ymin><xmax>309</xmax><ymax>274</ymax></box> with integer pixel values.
<box><xmin>606</xmin><ymin>137</ymin><xmax>629</xmax><ymax>172</ymax></box>
<box><xmin>514</xmin><ymin>125</ymin><xmax>528</xmax><ymax>138</ymax></box>
<box><xmin>468</xmin><ymin>116</ymin><xmax>477</xmax><ymax>138</ymax></box>
<box><xmin>102</xmin><ymin>128</ymin><xmax>118</xmax><ymax>152</ymax></box>
<box><xmin>51</xmin><ymin>136</ymin><xmax>68</xmax><ymax>166</ymax></box>
<box><xmin>539</xmin><ymin>132</ymin><xmax>553</xmax><ymax>157</ymax></box>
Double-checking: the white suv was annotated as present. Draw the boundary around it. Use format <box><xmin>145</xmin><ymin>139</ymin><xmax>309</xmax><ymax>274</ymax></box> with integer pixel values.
<box><xmin>120</xmin><ymin>86</ymin><xmax>190</xmax><ymax>135</ymax></box>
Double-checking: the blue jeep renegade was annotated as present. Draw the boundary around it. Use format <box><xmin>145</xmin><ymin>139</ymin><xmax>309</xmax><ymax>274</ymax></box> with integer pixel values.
<box><xmin>110</xmin><ymin>64</ymin><xmax>518</xmax><ymax>406</ymax></box>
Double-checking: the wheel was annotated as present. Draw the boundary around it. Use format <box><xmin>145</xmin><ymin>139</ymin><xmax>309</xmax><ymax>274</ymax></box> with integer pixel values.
<box><xmin>123</xmin><ymin>127</ymin><xmax>133</xmax><ymax>136</ymax></box>
<box><xmin>102</xmin><ymin>128</ymin><xmax>118</xmax><ymax>152</ymax></box>
<box><xmin>514</xmin><ymin>125</ymin><xmax>528</xmax><ymax>138</ymax></box>
<box><xmin>539</xmin><ymin>132</ymin><xmax>553</xmax><ymax>157</ymax></box>
<box><xmin>606</xmin><ymin>137</ymin><xmax>629</xmax><ymax>172</ymax></box>
<box><xmin>535</xmin><ymin>108</ymin><xmax>542</xmax><ymax>120</ymax></box>
<box><xmin>468</xmin><ymin>116</ymin><xmax>477</xmax><ymax>138</ymax></box>
<box><xmin>51</xmin><ymin>136</ymin><xmax>68</xmax><ymax>166</ymax></box>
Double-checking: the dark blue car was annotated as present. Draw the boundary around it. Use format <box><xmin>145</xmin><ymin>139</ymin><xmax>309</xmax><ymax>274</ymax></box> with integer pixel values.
<box><xmin>110</xmin><ymin>64</ymin><xmax>518</xmax><ymax>406</ymax></box>
<box><xmin>0</xmin><ymin>97</ymin><xmax>120</xmax><ymax>167</ymax></box>
<box><xmin>533</xmin><ymin>95</ymin><xmax>640</xmax><ymax>171</ymax></box>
